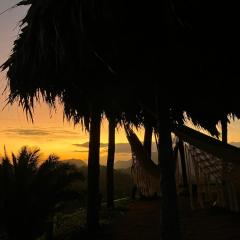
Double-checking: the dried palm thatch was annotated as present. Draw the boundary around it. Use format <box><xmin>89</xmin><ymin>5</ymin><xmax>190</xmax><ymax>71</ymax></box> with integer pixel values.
<box><xmin>1</xmin><ymin>0</ymin><xmax>126</xmax><ymax>124</ymax></box>
<box><xmin>2</xmin><ymin>0</ymin><xmax>240</xmax><ymax>127</ymax></box>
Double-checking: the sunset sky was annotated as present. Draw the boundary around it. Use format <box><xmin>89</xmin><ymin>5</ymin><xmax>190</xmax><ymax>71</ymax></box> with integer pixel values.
<box><xmin>0</xmin><ymin>1</ymin><xmax>240</xmax><ymax>164</ymax></box>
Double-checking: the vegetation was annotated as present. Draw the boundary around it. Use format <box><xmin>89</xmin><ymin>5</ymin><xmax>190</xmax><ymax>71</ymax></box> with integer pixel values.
<box><xmin>53</xmin><ymin>197</ymin><xmax>131</xmax><ymax>240</ymax></box>
<box><xmin>0</xmin><ymin>147</ymin><xmax>84</xmax><ymax>240</ymax></box>
<box><xmin>0</xmin><ymin>146</ymin><xmax>133</xmax><ymax>240</ymax></box>
<box><xmin>64</xmin><ymin>164</ymin><xmax>133</xmax><ymax>207</ymax></box>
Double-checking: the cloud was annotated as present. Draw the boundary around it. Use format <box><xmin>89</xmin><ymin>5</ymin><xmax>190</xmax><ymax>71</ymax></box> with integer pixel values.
<box><xmin>72</xmin><ymin>142</ymin><xmax>158</xmax><ymax>163</ymax></box>
<box><xmin>72</xmin><ymin>143</ymin><xmax>88</xmax><ymax>148</ymax></box>
<box><xmin>73</xmin><ymin>142</ymin><xmax>108</xmax><ymax>148</ymax></box>
<box><xmin>72</xmin><ymin>150</ymin><xmax>89</xmax><ymax>153</ymax></box>
<box><xmin>47</xmin><ymin>128</ymin><xmax>80</xmax><ymax>136</ymax></box>
<box><xmin>73</xmin><ymin>142</ymin><xmax>131</xmax><ymax>154</ymax></box>
<box><xmin>3</xmin><ymin>129</ymin><xmax>50</xmax><ymax>136</ymax></box>
<box><xmin>72</xmin><ymin>141</ymin><xmax>158</xmax><ymax>157</ymax></box>
<box><xmin>0</xmin><ymin>128</ymin><xmax>80</xmax><ymax>138</ymax></box>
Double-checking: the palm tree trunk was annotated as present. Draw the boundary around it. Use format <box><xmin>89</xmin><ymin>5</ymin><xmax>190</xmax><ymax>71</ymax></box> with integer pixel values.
<box><xmin>87</xmin><ymin>111</ymin><xmax>101</xmax><ymax>230</ymax></box>
<box><xmin>107</xmin><ymin>117</ymin><xmax>116</xmax><ymax>208</ymax></box>
<box><xmin>221</xmin><ymin>116</ymin><xmax>228</xmax><ymax>143</ymax></box>
<box><xmin>158</xmin><ymin>107</ymin><xmax>181</xmax><ymax>240</ymax></box>
<box><xmin>144</xmin><ymin>123</ymin><xmax>152</xmax><ymax>159</ymax></box>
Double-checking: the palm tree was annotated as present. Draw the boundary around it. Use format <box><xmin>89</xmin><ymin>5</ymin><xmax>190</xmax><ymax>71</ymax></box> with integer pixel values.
<box><xmin>0</xmin><ymin>146</ymin><xmax>83</xmax><ymax>240</ymax></box>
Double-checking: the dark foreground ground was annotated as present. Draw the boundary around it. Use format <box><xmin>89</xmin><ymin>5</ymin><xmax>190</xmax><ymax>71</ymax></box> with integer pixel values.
<box><xmin>64</xmin><ymin>198</ymin><xmax>240</xmax><ymax>240</ymax></box>
<box><xmin>180</xmin><ymin>201</ymin><xmax>240</xmax><ymax>240</ymax></box>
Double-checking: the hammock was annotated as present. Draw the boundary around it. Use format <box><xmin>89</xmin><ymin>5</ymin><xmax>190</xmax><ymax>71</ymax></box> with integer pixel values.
<box><xmin>125</xmin><ymin>124</ymin><xmax>240</xmax><ymax>211</ymax></box>
<box><xmin>182</xmin><ymin>143</ymin><xmax>239</xmax><ymax>212</ymax></box>
<box><xmin>124</xmin><ymin>125</ymin><xmax>160</xmax><ymax>197</ymax></box>
<box><xmin>124</xmin><ymin>125</ymin><xmax>179</xmax><ymax>197</ymax></box>
<box><xmin>174</xmin><ymin>125</ymin><xmax>240</xmax><ymax>212</ymax></box>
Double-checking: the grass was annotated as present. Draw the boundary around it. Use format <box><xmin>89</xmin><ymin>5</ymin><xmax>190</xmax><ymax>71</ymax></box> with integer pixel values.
<box><xmin>53</xmin><ymin>197</ymin><xmax>132</xmax><ymax>240</ymax></box>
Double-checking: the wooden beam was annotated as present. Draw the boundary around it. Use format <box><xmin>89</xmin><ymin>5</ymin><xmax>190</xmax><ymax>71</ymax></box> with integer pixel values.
<box><xmin>173</xmin><ymin>125</ymin><xmax>240</xmax><ymax>165</ymax></box>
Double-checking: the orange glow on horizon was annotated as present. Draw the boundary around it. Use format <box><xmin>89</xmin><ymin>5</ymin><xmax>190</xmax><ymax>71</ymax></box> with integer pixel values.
<box><xmin>0</xmin><ymin>2</ymin><xmax>240</xmax><ymax>164</ymax></box>
<box><xmin>0</xmin><ymin>92</ymin><xmax>143</xmax><ymax>164</ymax></box>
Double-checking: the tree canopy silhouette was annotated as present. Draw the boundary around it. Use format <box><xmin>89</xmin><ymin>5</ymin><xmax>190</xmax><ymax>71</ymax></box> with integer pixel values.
<box><xmin>0</xmin><ymin>146</ymin><xmax>84</xmax><ymax>240</ymax></box>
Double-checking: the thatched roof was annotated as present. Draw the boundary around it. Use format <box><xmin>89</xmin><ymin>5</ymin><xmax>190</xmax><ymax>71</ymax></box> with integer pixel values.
<box><xmin>1</xmin><ymin>0</ymin><xmax>240</xmax><ymax>131</ymax></box>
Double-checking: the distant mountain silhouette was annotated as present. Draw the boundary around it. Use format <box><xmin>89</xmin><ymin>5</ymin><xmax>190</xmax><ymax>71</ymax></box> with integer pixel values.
<box><xmin>114</xmin><ymin>160</ymin><xmax>132</xmax><ymax>169</ymax></box>
<box><xmin>114</xmin><ymin>152</ymin><xmax>158</xmax><ymax>169</ymax></box>
<box><xmin>62</xmin><ymin>159</ymin><xmax>87</xmax><ymax>168</ymax></box>
<box><xmin>61</xmin><ymin>163</ymin><xmax>133</xmax><ymax>202</ymax></box>
<box><xmin>231</xmin><ymin>142</ymin><xmax>240</xmax><ymax>148</ymax></box>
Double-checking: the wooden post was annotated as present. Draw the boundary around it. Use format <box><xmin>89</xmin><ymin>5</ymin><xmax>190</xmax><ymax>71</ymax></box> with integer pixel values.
<box><xmin>107</xmin><ymin>117</ymin><xmax>116</xmax><ymax>208</ymax></box>
<box><xmin>87</xmin><ymin>111</ymin><xmax>101</xmax><ymax>230</ymax></box>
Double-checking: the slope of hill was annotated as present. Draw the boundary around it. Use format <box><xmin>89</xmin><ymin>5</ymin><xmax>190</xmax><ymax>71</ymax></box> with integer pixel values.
<box><xmin>62</xmin><ymin>159</ymin><xmax>86</xmax><ymax>168</ymax></box>
<box><xmin>114</xmin><ymin>160</ymin><xmax>132</xmax><ymax>169</ymax></box>
<box><xmin>231</xmin><ymin>142</ymin><xmax>240</xmax><ymax>148</ymax></box>
<box><xmin>67</xmin><ymin>165</ymin><xmax>133</xmax><ymax>202</ymax></box>
<box><xmin>61</xmin><ymin>159</ymin><xmax>133</xmax><ymax>203</ymax></box>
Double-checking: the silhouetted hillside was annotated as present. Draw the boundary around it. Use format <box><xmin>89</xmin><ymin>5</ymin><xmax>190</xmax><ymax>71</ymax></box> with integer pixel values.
<box><xmin>62</xmin><ymin>159</ymin><xmax>87</xmax><ymax>168</ymax></box>
<box><xmin>231</xmin><ymin>142</ymin><xmax>240</xmax><ymax>148</ymax></box>
<box><xmin>118</xmin><ymin>167</ymin><xmax>131</xmax><ymax>176</ymax></box>
<box><xmin>114</xmin><ymin>160</ymin><xmax>132</xmax><ymax>169</ymax></box>
<box><xmin>99</xmin><ymin>166</ymin><xmax>133</xmax><ymax>200</ymax></box>
<box><xmin>66</xmin><ymin>163</ymin><xmax>133</xmax><ymax>204</ymax></box>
